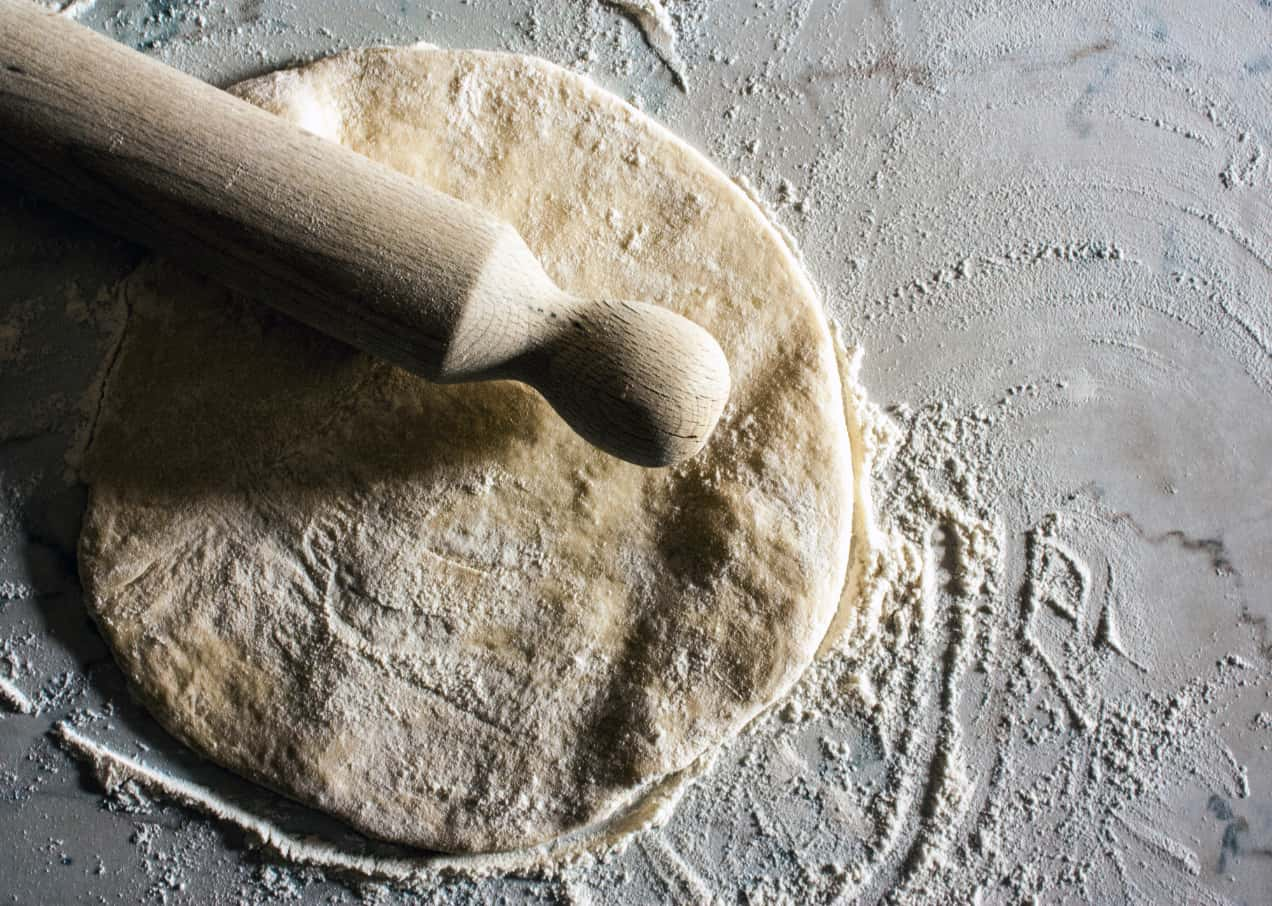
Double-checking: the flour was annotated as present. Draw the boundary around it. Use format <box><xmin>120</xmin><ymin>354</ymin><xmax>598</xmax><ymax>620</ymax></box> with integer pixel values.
<box><xmin>0</xmin><ymin>673</ymin><xmax>33</xmax><ymax>714</ymax></box>
<box><xmin>53</xmin><ymin>721</ymin><xmax>710</xmax><ymax>881</ymax></box>
<box><xmin>618</xmin><ymin>345</ymin><xmax>1261</xmax><ymax>903</ymax></box>
<box><xmin>55</xmin><ymin>0</ymin><xmax>98</xmax><ymax>17</ymax></box>
<box><xmin>601</xmin><ymin>0</ymin><xmax>686</xmax><ymax>90</ymax></box>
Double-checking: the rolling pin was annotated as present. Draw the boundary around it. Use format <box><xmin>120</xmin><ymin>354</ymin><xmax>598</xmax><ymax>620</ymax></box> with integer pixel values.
<box><xmin>0</xmin><ymin>0</ymin><xmax>730</xmax><ymax>467</ymax></box>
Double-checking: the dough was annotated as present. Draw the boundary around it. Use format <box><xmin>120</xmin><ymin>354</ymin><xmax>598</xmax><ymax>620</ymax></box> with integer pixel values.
<box><xmin>78</xmin><ymin>47</ymin><xmax>852</xmax><ymax>854</ymax></box>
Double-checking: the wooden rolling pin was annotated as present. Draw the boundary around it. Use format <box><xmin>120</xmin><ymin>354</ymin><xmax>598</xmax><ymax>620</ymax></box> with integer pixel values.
<box><xmin>0</xmin><ymin>1</ymin><xmax>730</xmax><ymax>467</ymax></box>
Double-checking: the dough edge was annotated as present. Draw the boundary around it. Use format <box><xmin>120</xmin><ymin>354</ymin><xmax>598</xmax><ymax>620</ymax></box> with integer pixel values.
<box><xmin>77</xmin><ymin>44</ymin><xmax>858</xmax><ymax>860</ymax></box>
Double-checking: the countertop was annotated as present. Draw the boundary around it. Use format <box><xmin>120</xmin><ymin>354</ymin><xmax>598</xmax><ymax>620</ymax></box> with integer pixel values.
<box><xmin>2</xmin><ymin>1</ymin><xmax>1270</xmax><ymax>903</ymax></box>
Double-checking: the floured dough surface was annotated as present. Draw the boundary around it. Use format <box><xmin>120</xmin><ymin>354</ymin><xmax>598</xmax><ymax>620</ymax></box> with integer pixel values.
<box><xmin>78</xmin><ymin>47</ymin><xmax>852</xmax><ymax>854</ymax></box>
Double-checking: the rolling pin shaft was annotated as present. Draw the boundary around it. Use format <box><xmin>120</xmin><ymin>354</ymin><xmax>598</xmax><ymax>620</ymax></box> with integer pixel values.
<box><xmin>0</xmin><ymin>0</ymin><xmax>535</xmax><ymax>377</ymax></box>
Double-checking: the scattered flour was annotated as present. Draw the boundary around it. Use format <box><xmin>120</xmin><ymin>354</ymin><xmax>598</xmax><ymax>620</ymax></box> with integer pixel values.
<box><xmin>53</xmin><ymin>721</ymin><xmax>704</xmax><ymax>882</ymax></box>
<box><xmin>0</xmin><ymin>674</ymin><xmax>34</xmax><ymax>715</ymax></box>
<box><xmin>601</xmin><ymin>0</ymin><xmax>687</xmax><ymax>90</ymax></box>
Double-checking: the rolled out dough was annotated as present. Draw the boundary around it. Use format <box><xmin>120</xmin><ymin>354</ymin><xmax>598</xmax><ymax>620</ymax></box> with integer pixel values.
<box><xmin>78</xmin><ymin>46</ymin><xmax>853</xmax><ymax>854</ymax></box>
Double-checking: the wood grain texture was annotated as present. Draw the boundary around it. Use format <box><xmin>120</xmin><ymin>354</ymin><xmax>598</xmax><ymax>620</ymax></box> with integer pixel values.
<box><xmin>0</xmin><ymin>0</ymin><xmax>730</xmax><ymax>466</ymax></box>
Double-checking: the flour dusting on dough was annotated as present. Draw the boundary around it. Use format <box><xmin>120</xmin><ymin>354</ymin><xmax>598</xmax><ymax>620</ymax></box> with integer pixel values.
<box><xmin>74</xmin><ymin>45</ymin><xmax>854</xmax><ymax>857</ymax></box>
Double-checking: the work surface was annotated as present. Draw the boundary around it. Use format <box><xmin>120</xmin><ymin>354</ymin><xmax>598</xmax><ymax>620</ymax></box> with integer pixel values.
<box><xmin>2</xmin><ymin>1</ymin><xmax>1271</xmax><ymax>903</ymax></box>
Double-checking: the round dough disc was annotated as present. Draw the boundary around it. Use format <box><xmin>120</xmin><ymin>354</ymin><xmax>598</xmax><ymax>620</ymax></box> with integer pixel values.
<box><xmin>78</xmin><ymin>46</ymin><xmax>852</xmax><ymax>854</ymax></box>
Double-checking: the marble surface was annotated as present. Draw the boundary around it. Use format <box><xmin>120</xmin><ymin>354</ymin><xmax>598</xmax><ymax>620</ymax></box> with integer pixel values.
<box><xmin>2</xmin><ymin>1</ymin><xmax>1271</xmax><ymax>902</ymax></box>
